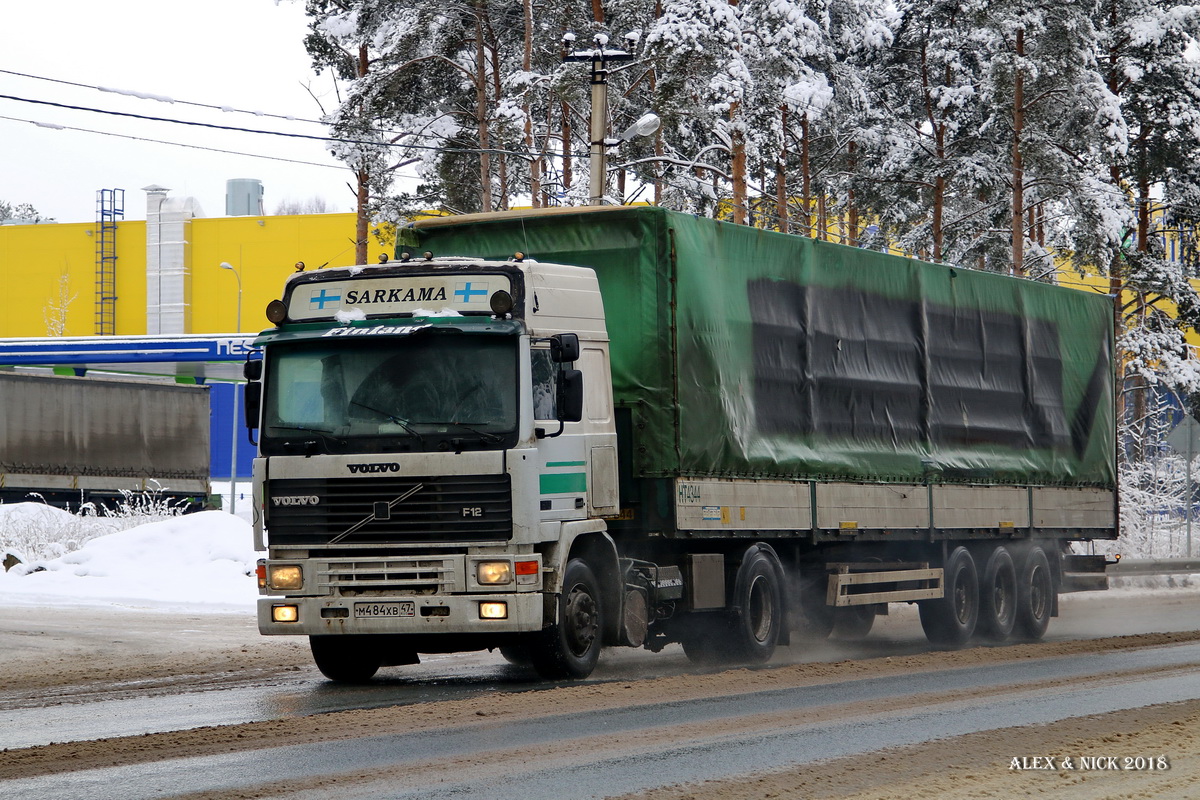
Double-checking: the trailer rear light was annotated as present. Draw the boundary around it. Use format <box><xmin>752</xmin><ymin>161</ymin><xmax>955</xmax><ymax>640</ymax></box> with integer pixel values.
<box><xmin>272</xmin><ymin>604</ymin><xmax>299</xmax><ymax>623</ymax></box>
<box><xmin>479</xmin><ymin>602</ymin><xmax>508</xmax><ymax>620</ymax></box>
<box><xmin>268</xmin><ymin>565</ymin><xmax>303</xmax><ymax>590</ymax></box>
<box><xmin>477</xmin><ymin>561</ymin><xmax>513</xmax><ymax>585</ymax></box>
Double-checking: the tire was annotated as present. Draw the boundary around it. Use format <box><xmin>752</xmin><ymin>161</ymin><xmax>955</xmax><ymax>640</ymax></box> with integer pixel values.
<box><xmin>680</xmin><ymin>546</ymin><xmax>785</xmax><ymax>666</ymax></box>
<box><xmin>498</xmin><ymin>645</ymin><xmax>532</xmax><ymax>667</ymax></box>
<box><xmin>977</xmin><ymin>546</ymin><xmax>1017</xmax><ymax>642</ymax></box>
<box><xmin>726</xmin><ymin>546</ymin><xmax>784</xmax><ymax>663</ymax></box>
<box><xmin>790</xmin><ymin>571</ymin><xmax>835</xmax><ymax>641</ymax></box>
<box><xmin>309</xmin><ymin>635</ymin><xmax>381</xmax><ymax>683</ymax></box>
<box><xmin>1015</xmin><ymin>546</ymin><xmax>1054</xmax><ymax>640</ymax></box>
<box><xmin>679</xmin><ymin>617</ymin><xmax>725</xmax><ymax>665</ymax></box>
<box><xmin>919</xmin><ymin>546</ymin><xmax>979</xmax><ymax>646</ymax></box>
<box><xmin>529</xmin><ymin>558</ymin><xmax>603</xmax><ymax>680</ymax></box>
<box><xmin>832</xmin><ymin>604</ymin><xmax>876</xmax><ymax>640</ymax></box>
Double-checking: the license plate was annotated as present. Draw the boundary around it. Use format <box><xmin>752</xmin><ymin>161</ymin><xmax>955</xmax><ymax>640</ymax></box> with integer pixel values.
<box><xmin>354</xmin><ymin>601</ymin><xmax>415</xmax><ymax>618</ymax></box>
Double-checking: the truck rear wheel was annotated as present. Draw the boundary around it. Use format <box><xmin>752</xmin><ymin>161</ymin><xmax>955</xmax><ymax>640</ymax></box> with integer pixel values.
<box><xmin>977</xmin><ymin>546</ymin><xmax>1017</xmax><ymax>641</ymax></box>
<box><xmin>919</xmin><ymin>546</ymin><xmax>979</xmax><ymax>646</ymax></box>
<box><xmin>529</xmin><ymin>558</ymin><xmax>603</xmax><ymax>680</ymax></box>
<box><xmin>726</xmin><ymin>545</ymin><xmax>784</xmax><ymax>663</ymax></box>
<box><xmin>1015</xmin><ymin>546</ymin><xmax>1053</xmax><ymax>640</ymax></box>
<box><xmin>790</xmin><ymin>572</ymin><xmax>835</xmax><ymax>640</ymax></box>
<box><xmin>310</xmin><ymin>635</ymin><xmax>381</xmax><ymax>683</ymax></box>
<box><xmin>680</xmin><ymin>546</ymin><xmax>784</xmax><ymax>666</ymax></box>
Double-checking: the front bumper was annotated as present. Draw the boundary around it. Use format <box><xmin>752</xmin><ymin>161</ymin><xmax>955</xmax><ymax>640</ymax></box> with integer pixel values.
<box><xmin>258</xmin><ymin>592</ymin><xmax>545</xmax><ymax>636</ymax></box>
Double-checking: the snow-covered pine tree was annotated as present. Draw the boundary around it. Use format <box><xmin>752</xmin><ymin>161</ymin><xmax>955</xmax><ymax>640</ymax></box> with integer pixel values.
<box><xmin>1093</xmin><ymin>1</ymin><xmax>1200</xmax><ymax>509</ymax></box>
<box><xmin>740</xmin><ymin>0</ymin><xmax>833</xmax><ymax>233</ymax></box>
<box><xmin>971</xmin><ymin>0</ymin><xmax>1128</xmax><ymax>277</ymax></box>
<box><xmin>805</xmin><ymin>0</ymin><xmax>895</xmax><ymax>245</ymax></box>
<box><xmin>644</xmin><ymin>0</ymin><xmax>751</xmax><ymax>217</ymax></box>
<box><xmin>856</xmin><ymin>0</ymin><xmax>1000</xmax><ymax>264</ymax></box>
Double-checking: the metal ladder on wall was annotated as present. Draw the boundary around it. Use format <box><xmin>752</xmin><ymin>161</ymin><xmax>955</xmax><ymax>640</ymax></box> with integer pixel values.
<box><xmin>94</xmin><ymin>188</ymin><xmax>124</xmax><ymax>335</ymax></box>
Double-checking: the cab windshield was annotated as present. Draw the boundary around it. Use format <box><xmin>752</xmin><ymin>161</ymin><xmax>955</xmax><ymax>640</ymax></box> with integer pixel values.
<box><xmin>261</xmin><ymin>332</ymin><xmax>518</xmax><ymax>454</ymax></box>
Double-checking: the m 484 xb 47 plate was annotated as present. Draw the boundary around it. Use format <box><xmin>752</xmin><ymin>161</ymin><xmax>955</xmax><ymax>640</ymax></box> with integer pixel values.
<box><xmin>354</xmin><ymin>601</ymin><xmax>416</xmax><ymax>618</ymax></box>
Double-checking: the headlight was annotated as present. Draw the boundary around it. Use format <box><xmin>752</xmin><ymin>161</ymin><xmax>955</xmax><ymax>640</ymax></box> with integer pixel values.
<box><xmin>272</xmin><ymin>604</ymin><xmax>299</xmax><ymax>623</ymax></box>
<box><xmin>476</xmin><ymin>561</ymin><xmax>512</xmax><ymax>585</ymax></box>
<box><xmin>479</xmin><ymin>602</ymin><xmax>508</xmax><ymax>619</ymax></box>
<box><xmin>269</xmin><ymin>565</ymin><xmax>303</xmax><ymax>590</ymax></box>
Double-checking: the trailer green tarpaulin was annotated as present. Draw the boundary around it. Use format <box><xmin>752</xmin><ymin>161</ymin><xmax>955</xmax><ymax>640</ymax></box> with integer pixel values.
<box><xmin>412</xmin><ymin>206</ymin><xmax>1115</xmax><ymax>488</ymax></box>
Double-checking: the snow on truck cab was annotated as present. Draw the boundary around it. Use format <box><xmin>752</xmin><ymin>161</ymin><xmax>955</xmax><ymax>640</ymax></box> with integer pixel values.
<box><xmin>247</xmin><ymin>206</ymin><xmax>1118</xmax><ymax>682</ymax></box>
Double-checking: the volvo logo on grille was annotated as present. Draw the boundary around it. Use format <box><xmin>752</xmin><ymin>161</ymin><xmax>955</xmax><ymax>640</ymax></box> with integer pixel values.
<box><xmin>272</xmin><ymin>495</ymin><xmax>320</xmax><ymax>506</ymax></box>
<box><xmin>347</xmin><ymin>462</ymin><xmax>402</xmax><ymax>474</ymax></box>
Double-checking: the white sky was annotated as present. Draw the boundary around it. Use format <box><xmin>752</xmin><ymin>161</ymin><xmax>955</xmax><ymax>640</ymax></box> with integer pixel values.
<box><xmin>0</xmin><ymin>0</ymin><xmax>367</xmax><ymax>223</ymax></box>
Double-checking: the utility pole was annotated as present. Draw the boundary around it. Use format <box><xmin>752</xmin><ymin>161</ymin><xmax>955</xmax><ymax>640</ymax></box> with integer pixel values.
<box><xmin>565</xmin><ymin>34</ymin><xmax>633</xmax><ymax>205</ymax></box>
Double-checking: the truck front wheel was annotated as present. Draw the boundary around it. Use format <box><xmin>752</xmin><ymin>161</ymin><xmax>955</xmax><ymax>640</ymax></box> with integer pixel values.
<box><xmin>530</xmin><ymin>558</ymin><xmax>603</xmax><ymax>680</ymax></box>
<box><xmin>919</xmin><ymin>546</ymin><xmax>979</xmax><ymax>646</ymax></box>
<box><xmin>310</xmin><ymin>635</ymin><xmax>382</xmax><ymax>683</ymax></box>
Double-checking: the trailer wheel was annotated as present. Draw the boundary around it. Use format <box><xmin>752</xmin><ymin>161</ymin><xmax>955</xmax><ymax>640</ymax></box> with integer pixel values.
<box><xmin>309</xmin><ymin>635</ymin><xmax>381</xmax><ymax>683</ymax></box>
<box><xmin>977</xmin><ymin>546</ymin><xmax>1017</xmax><ymax>641</ymax></box>
<box><xmin>919</xmin><ymin>546</ymin><xmax>979</xmax><ymax>646</ymax></box>
<box><xmin>529</xmin><ymin>558</ymin><xmax>602</xmax><ymax>680</ymax></box>
<box><xmin>832</xmin><ymin>605</ymin><xmax>876</xmax><ymax>640</ymax></box>
<box><xmin>1015</xmin><ymin>546</ymin><xmax>1053</xmax><ymax>640</ymax></box>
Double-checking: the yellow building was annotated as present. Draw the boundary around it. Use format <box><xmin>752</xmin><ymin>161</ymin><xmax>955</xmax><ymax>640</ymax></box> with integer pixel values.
<box><xmin>0</xmin><ymin>193</ymin><xmax>394</xmax><ymax>338</ymax></box>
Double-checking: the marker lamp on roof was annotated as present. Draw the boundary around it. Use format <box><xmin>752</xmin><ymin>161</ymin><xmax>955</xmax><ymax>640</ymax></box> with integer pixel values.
<box><xmin>266</xmin><ymin>299</ymin><xmax>287</xmax><ymax>324</ymax></box>
<box><xmin>490</xmin><ymin>290</ymin><xmax>514</xmax><ymax>316</ymax></box>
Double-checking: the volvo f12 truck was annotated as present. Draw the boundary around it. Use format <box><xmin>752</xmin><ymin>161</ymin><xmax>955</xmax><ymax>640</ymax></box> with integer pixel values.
<box><xmin>247</xmin><ymin>206</ymin><xmax>1117</xmax><ymax>681</ymax></box>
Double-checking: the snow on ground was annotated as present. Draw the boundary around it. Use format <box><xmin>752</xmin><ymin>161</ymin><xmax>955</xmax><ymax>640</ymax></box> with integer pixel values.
<box><xmin>0</xmin><ymin>506</ymin><xmax>257</xmax><ymax>612</ymax></box>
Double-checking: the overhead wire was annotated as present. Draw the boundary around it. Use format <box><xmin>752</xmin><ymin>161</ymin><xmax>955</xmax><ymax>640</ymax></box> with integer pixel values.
<box><xmin>0</xmin><ymin>67</ymin><xmax>327</xmax><ymax>125</ymax></box>
<box><xmin>0</xmin><ymin>113</ymin><xmax>351</xmax><ymax>171</ymax></box>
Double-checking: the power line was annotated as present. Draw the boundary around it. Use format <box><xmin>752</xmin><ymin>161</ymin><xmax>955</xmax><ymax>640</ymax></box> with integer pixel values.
<box><xmin>0</xmin><ymin>113</ymin><xmax>352</xmax><ymax>171</ymax></box>
<box><xmin>0</xmin><ymin>67</ymin><xmax>327</xmax><ymax>125</ymax></box>
<box><xmin>0</xmin><ymin>92</ymin><xmax>578</xmax><ymax>162</ymax></box>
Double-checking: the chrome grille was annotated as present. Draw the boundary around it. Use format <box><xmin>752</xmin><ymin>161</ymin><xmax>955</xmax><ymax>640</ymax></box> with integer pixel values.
<box><xmin>317</xmin><ymin>555</ymin><xmax>460</xmax><ymax>595</ymax></box>
<box><xmin>266</xmin><ymin>474</ymin><xmax>512</xmax><ymax>546</ymax></box>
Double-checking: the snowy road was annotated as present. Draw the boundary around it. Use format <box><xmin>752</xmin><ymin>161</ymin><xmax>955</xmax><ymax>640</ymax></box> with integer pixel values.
<box><xmin>1</xmin><ymin>589</ymin><xmax>1200</xmax><ymax>798</ymax></box>
<box><xmin>2</xmin><ymin>588</ymin><xmax>1197</xmax><ymax>750</ymax></box>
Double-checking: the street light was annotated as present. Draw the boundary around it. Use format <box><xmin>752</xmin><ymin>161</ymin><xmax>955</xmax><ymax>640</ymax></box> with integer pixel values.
<box><xmin>218</xmin><ymin>261</ymin><xmax>243</xmax><ymax>515</ymax></box>
<box><xmin>218</xmin><ymin>261</ymin><xmax>242</xmax><ymax>331</ymax></box>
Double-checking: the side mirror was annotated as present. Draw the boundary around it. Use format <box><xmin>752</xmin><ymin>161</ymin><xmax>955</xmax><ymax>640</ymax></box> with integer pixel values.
<box><xmin>244</xmin><ymin>359</ymin><xmax>263</xmax><ymax>381</ymax></box>
<box><xmin>550</xmin><ymin>333</ymin><xmax>580</xmax><ymax>363</ymax></box>
<box><xmin>244</xmin><ymin>382</ymin><xmax>262</xmax><ymax>430</ymax></box>
<box><xmin>558</xmin><ymin>369</ymin><xmax>583</xmax><ymax>423</ymax></box>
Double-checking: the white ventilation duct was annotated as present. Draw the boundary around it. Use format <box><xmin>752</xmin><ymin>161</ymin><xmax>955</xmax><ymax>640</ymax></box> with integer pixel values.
<box><xmin>143</xmin><ymin>185</ymin><xmax>204</xmax><ymax>335</ymax></box>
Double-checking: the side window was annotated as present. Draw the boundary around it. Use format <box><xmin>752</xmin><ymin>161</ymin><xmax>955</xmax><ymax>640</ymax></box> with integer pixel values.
<box><xmin>531</xmin><ymin>348</ymin><xmax>557</xmax><ymax>420</ymax></box>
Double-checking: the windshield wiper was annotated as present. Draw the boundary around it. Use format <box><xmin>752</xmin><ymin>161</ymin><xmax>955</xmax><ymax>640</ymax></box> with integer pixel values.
<box><xmin>350</xmin><ymin>400</ymin><xmax>425</xmax><ymax>443</ymax></box>
<box><xmin>268</xmin><ymin>425</ymin><xmax>346</xmax><ymax>453</ymax></box>
<box><xmin>434</xmin><ymin>421</ymin><xmax>504</xmax><ymax>443</ymax></box>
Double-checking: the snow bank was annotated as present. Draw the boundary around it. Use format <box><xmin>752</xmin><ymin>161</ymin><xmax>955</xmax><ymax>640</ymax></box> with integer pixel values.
<box><xmin>0</xmin><ymin>511</ymin><xmax>257</xmax><ymax>612</ymax></box>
